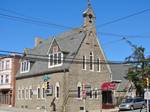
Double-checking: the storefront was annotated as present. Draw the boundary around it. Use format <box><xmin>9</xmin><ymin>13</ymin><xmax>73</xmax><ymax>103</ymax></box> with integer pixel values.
<box><xmin>0</xmin><ymin>89</ymin><xmax>12</xmax><ymax>105</ymax></box>
<box><xmin>101</xmin><ymin>82</ymin><xmax>117</xmax><ymax>109</ymax></box>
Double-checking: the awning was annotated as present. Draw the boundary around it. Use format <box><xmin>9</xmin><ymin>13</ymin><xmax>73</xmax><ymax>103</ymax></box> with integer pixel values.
<box><xmin>101</xmin><ymin>82</ymin><xmax>117</xmax><ymax>91</ymax></box>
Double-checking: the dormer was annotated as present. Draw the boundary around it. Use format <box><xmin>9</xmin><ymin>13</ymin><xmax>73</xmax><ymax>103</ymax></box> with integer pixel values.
<box><xmin>48</xmin><ymin>39</ymin><xmax>63</xmax><ymax>68</ymax></box>
<box><xmin>20</xmin><ymin>60</ymin><xmax>30</xmax><ymax>73</ymax></box>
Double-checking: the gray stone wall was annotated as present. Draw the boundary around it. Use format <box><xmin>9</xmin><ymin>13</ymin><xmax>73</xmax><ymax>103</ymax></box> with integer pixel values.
<box><xmin>64</xmin><ymin>32</ymin><xmax>111</xmax><ymax>112</ymax></box>
<box><xmin>15</xmin><ymin>32</ymin><xmax>111</xmax><ymax>112</ymax></box>
<box><xmin>15</xmin><ymin>72</ymin><xmax>69</xmax><ymax>112</ymax></box>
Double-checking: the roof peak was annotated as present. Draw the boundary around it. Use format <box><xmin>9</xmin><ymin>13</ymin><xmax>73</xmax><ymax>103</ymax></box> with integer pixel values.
<box><xmin>87</xmin><ymin>0</ymin><xmax>92</xmax><ymax>8</ymax></box>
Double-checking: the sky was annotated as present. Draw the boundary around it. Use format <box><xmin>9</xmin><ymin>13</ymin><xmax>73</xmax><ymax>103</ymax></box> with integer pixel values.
<box><xmin>0</xmin><ymin>0</ymin><xmax>150</xmax><ymax>61</ymax></box>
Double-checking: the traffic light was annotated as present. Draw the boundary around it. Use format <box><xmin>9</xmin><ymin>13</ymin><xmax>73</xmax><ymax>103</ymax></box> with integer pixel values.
<box><xmin>146</xmin><ymin>78</ymin><xmax>149</xmax><ymax>87</ymax></box>
<box><xmin>46</xmin><ymin>82</ymin><xmax>50</xmax><ymax>89</ymax></box>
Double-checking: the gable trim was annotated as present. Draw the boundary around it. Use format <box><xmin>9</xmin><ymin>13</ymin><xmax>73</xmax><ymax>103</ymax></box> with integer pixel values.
<box><xmin>47</xmin><ymin>37</ymin><xmax>55</xmax><ymax>55</ymax></box>
<box><xmin>47</xmin><ymin>37</ymin><xmax>62</xmax><ymax>55</ymax></box>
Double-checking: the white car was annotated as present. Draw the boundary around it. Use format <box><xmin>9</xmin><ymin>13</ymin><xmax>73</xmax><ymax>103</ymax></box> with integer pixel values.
<box><xmin>119</xmin><ymin>97</ymin><xmax>145</xmax><ymax>110</ymax></box>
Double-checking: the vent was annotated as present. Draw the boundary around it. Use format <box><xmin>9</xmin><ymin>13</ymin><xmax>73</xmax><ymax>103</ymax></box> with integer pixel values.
<box><xmin>41</xmin><ymin>106</ymin><xmax>45</xmax><ymax>109</ymax></box>
<box><xmin>80</xmin><ymin>107</ymin><xmax>84</xmax><ymax>110</ymax></box>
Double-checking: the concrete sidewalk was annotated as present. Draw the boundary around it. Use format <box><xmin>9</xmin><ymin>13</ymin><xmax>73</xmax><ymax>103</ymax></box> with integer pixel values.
<box><xmin>0</xmin><ymin>105</ymin><xmax>119</xmax><ymax>112</ymax></box>
<box><xmin>0</xmin><ymin>106</ymin><xmax>45</xmax><ymax>112</ymax></box>
<box><xmin>102</xmin><ymin>107</ymin><xmax>119</xmax><ymax>112</ymax></box>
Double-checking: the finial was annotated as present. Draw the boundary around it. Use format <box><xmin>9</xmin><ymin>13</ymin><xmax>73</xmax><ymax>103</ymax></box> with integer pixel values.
<box><xmin>87</xmin><ymin>0</ymin><xmax>91</xmax><ymax>7</ymax></box>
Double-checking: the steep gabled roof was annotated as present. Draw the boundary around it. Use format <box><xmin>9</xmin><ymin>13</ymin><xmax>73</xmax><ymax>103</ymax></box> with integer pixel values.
<box><xmin>16</xmin><ymin>28</ymin><xmax>86</xmax><ymax>79</ymax></box>
<box><xmin>110</xmin><ymin>64</ymin><xmax>132</xmax><ymax>91</ymax></box>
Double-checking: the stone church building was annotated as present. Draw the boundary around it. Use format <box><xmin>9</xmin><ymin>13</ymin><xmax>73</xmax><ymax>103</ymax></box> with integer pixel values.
<box><xmin>15</xmin><ymin>1</ymin><xmax>112</xmax><ymax>112</ymax></box>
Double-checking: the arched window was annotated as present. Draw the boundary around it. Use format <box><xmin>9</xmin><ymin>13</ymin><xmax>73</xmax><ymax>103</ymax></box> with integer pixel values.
<box><xmin>94</xmin><ymin>88</ymin><xmax>98</xmax><ymax>99</ymax></box>
<box><xmin>55</xmin><ymin>82</ymin><xmax>60</xmax><ymax>99</ymax></box>
<box><xmin>77</xmin><ymin>82</ymin><xmax>82</xmax><ymax>98</ymax></box>
<box><xmin>82</xmin><ymin>56</ymin><xmax>86</xmax><ymax>70</ymax></box>
<box><xmin>97</xmin><ymin>58</ymin><xmax>101</xmax><ymax>72</ymax></box>
<box><xmin>90</xmin><ymin>52</ymin><xmax>94</xmax><ymax>71</ymax></box>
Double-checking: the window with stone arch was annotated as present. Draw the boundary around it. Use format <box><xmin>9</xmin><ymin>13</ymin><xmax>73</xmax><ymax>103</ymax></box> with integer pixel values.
<box><xmin>89</xmin><ymin>52</ymin><xmax>94</xmax><ymax>71</ymax></box>
<box><xmin>77</xmin><ymin>82</ymin><xmax>82</xmax><ymax>98</ymax></box>
<box><xmin>55</xmin><ymin>82</ymin><xmax>60</xmax><ymax>99</ymax></box>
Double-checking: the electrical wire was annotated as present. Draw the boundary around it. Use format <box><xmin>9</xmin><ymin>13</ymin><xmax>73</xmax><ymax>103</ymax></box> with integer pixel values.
<box><xmin>0</xmin><ymin>50</ymin><xmax>150</xmax><ymax>65</ymax></box>
<box><xmin>97</xmin><ymin>8</ymin><xmax>150</xmax><ymax>28</ymax></box>
<box><xmin>0</xmin><ymin>13</ymin><xmax>74</xmax><ymax>30</ymax></box>
<box><xmin>0</xmin><ymin>8</ymin><xmax>150</xmax><ymax>40</ymax></box>
<box><xmin>99</xmin><ymin>32</ymin><xmax>150</xmax><ymax>38</ymax></box>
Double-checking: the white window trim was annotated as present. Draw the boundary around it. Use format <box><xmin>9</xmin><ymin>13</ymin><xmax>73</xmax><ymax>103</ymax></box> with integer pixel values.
<box><xmin>82</xmin><ymin>56</ymin><xmax>86</xmax><ymax>70</ymax></box>
<box><xmin>0</xmin><ymin>61</ymin><xmax>2</xmax><ymax>71</ymax></box>
<box><xmin>25</xmin><ymin>87</ymin><xmax>29</xmax><ymax>100</ymax></box>
<box><xmin>94</xmin><ymin>88</ymin><xmax>98</xmax><ymax>99</ymax></box>
<box><xmin>0</xmin><ymin>75</ymin><xmax>4</xmax><ymax>84</ymax></box>
<box><xmin>90</xmin><ymin>52</ymin><xmax>94</xmax><ymax>71</ymax></box>
<box><xmin>48</xmin><ymin>52</ymin><xmax>63</xmax><ymax>68</ymax></box>
<box><xmin>21</xmin><ymin>88</ymin><xmax>25</xmax><ymax>100</ymax></box>
<box><xmin>17</xmin><ymin>88</ymin><xmax>20</xmax><ymax>100</ymax></box>
<box><xmin>76</xmin><ymin>82</ymin><xmax>82</xmax><ymax>99</ymax></box>
<box><xmin>37</xmin><ymin>86</ymin><xmax>41</xmax><ymax>99</ymax></box>
<box><xmin>41</xmin><ymin>87</ymin><xmax>46</xmax><ymax>99</ymax></box>
<box><xmin>5</xmin><ymin>60</ymin><xmax>10</xmax><ymax>70</ymax></box>
<box><xmin>55</xmin><ymin>82</ymin><xmax>60</xmax><ymax>99</ymax></box>
<box><xmin>89</xmin><ymin>88</ymin><xmax>93</xmax><ymax>99</ymax></box>
<box><xmin>20</xmin><ymin>60</ymin><xmax>30</xmax><ymax>73</ymax></box>
<box><xmin>5</xmin><ymin>74</ymin><xmax>9</xmax><ymax>84</ymax></box>
<box><xmin>29</xmin><ymin>86</ymin><xmax>32</xmax><ymax>100</ymax></box>
<box><xmin>20</xmin><ymin>88</ymin><xmax>22</xmax><ymax>100</ymax></box>
<box><xmin>97</xmin><ymin>58</ymin><xmax>101</xmax><ymax>72</ymax></box>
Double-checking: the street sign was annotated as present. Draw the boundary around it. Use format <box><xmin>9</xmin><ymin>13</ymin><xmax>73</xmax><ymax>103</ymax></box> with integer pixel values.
<box><xmin>42</xmin><ymin>82</ymin><xmax>47</xmax><ymax>89</ymax></box>
<box><xmin>42</xmin><ymin>75</ymin><xmax>50</xmax><ymax>82</ymax></box>
<box><xmin>46</xmin><ymin>85</ymin><xmax>53</xmax><ymax>96</ymax></box>
<box><xmin>144</xmin><ymin>91</ymin><xmax>150</xmax><ymax>99</ymax></box>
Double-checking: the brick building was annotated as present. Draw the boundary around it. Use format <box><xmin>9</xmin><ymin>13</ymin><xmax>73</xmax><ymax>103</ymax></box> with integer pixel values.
<box><xmin>15</xmin><ymin>2</ymin><xmax>112</xmax><ymax>112</ymax></box>
<box><xmin>0</xmin><ymin>55</ymin><xmax>20</xmax><ymax>106</ymax></box>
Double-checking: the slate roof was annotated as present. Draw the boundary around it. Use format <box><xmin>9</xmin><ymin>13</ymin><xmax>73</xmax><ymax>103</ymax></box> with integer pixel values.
<box><xmin>16</xmin><ymin>28</ymin><xmax>86</xmax><ymax>79</ymax></box>
<box><xmin>110</xmin><ymin>64</ymin><xmax>131</xmax><ymax>91</ymax></box>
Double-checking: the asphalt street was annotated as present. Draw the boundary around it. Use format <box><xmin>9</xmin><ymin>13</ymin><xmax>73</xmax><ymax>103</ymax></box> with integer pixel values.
<box><xmin>0</xmin><ymin>109</ymin><xmax>147</xmax><ymax>112</ymax></box>
<box><xmin>0</xmin><ymin>111</ymin><xmax>11</xmax><ymax>112</ymax></box>
<box><xmin>119</xmin><ymin>108</ymin><xmax>147</xmax><ymax>112</ymax></box>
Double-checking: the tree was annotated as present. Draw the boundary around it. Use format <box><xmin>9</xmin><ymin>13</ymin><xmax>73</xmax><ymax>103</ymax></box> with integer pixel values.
<box><xmin>125</xmin><ymin>46</ymin><xmax>150</xmax><ymax>97</ymax></box>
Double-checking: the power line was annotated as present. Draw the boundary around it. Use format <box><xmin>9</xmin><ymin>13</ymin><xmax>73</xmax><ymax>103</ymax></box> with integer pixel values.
<box><xmin>0</xmin><ymin>50</ymin><xmax>150</xmax><ymax>65</ymax></box>
<box><xmin>98</xmin><ymin>32</ymin><xmax>150</xmax><ymax>38</ymax></box>
<box><xmin>1</xmin><ymin>8</ymin><xmax>150</xmax><ymax>39</ymax></box>
<box><xmin>102</xmin><ymin>39</ymin><xmax>124</xmax><ymax>46</ymax></box>
<box><xmin>97</xmin><ymin>32</ymin><xmax>150</xmax><ymax>47</ymax></box>
<box><xmin>97</xmin><ymin>8</ymin><xmax>150</xmax><ymax>28</ymax></box>
<box><xmin>0</xmin><ymin>13</ymin><xmax>74</xmax><ymax>30</ymax></box>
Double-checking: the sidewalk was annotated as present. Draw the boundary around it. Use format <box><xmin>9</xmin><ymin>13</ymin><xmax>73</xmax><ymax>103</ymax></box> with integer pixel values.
<box><xmin>0</xmin><ymin>105</ymin><xmax>119</xmax><ymax>112</ymax></box>
<box><xmin>102</xmin><ymin>107</ymin><xmax>119</xmax><ymax>112</ymax></box>
<box><xmin>0</xmin><ymin>105</ymin><xmax>45</xmax><ymax>112</ymax></box>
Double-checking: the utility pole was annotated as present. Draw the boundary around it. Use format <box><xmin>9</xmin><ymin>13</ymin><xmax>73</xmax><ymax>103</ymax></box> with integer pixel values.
<box><xmin>42</xmin><ymin>75</ymin><xmax>50</xmax><ymax>112</ymax></box>
<box><xmin>82</xmin><ymin>81</ymin><xmax>86</xmax><ymax>112</ymax></box>
<box><xmin>146</xmin><ymin>78</ymin><xmax>149</xmax><ymax>112</ymax></box>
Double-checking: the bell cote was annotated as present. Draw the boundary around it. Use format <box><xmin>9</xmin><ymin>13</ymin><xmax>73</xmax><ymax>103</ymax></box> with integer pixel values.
<box><xmin>83</xmin><ymin>0</ymin><xmax>96</xmax><ymax>32</ymax></box>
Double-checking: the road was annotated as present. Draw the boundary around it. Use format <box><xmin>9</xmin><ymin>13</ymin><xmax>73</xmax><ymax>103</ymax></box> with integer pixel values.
<box><xmin>119</xmin><ymin>108</ymin><xmax>147</xmax><ymax>112</ymax></box>
<box><xmin>0</xmin><ymin>109</ymin><xmax>147</xmax><ymax>112</ymax></box>
<box><xmin>0</xmin><ymin>111</ymin><xmax>11</xmax><ymax>112</ymax></box>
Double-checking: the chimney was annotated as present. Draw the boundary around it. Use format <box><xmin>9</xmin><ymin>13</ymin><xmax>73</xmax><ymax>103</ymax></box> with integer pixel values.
<box><xmin>35</xmin><ymin>37</ymin><xmax>43</xmax><ymax>47</ymax></box>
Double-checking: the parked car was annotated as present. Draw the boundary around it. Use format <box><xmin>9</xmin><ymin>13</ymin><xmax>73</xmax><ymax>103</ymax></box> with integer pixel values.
<box><xmin>119</xmin><ymin>97</ymin><xmax>145</xmax><ymax>110</ymax></box>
